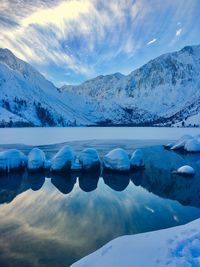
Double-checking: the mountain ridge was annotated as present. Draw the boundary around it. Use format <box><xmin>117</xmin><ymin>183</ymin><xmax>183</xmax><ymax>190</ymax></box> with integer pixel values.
<box><xmin>0</xmin><ymin>44</ymin><xmax>200</xmax><ymax>127</ymax></box>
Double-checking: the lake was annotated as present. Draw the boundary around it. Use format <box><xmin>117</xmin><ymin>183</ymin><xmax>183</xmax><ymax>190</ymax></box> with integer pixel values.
<box><xmin>0</xmin><ymin>128</ymin><xmax>200</xmax><ymax>267</ymax></box>
<box><xmin>0</xmin><ymin>126</ymin><xmax>200</xmax><ymax>145</ymax></box>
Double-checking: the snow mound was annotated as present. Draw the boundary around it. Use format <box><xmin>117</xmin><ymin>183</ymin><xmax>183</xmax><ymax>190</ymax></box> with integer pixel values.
<box><xmin>171</xmin><ymin>135</ymin><xmax>193</xmax><ymax>150</ymax></box>
<box><xmin>71</xmin><ymin>218</ymin><xmax>200</xmax><ymax>267</ymax></box>
<box><xmin>51</xmin><ymin>145</ymin><xmax>75</xmax><ymax>172</ymax></box>
<box><xmin>130</xmin><ymin>149</ymin><xmax>144</xmax><ymax>169</ymax></box>
<box><xmin>79</xmin><ymin>148</ymin><xmax>101</xmax><ymax>171</ymax></box>
<box><xmin>103</xmin><ymin>148</ymin><xmax>130</xmax><ymax>171</ymax></box>
<box><xmin>0</xmin><ymin>149</ymin><xmax>27</xmax><ymax>173</ymax></box>
<box><xmin>28</xmin><ymin>148</ymin><xmax>46</xmax><ymax>171</ymax></box>
<box><xmin>184</xmin><ymin>138</ymin><xmax>200</xmax><ymax>152</ymax></box>
<box><xmin>175</xmin><ymin>165</ymin><xmax>195</xmax><ymax>176</ymax></box>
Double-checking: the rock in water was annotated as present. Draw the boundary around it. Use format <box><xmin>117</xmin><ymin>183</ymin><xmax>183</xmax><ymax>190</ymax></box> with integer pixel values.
<box><xmin>51</xmin><ymin>145</ymin><xmax>75</xmax><ymax>172</ymax></box>
<box><xmin>0</xmin><ymin>149</ymin><xmax>27</xmax><ymax>173</ymax></box>
<box><xmin>174</xmin><ymin>165</ymin><xmax>195</xmax><ymax>177</ymax></box>
<box><xmin>103</xmin><ymin>148</ymin><xmax>130</xmax><ymax>171</ymax></box>
<box><xmin>184</xmin><ymin>138</ymin><xmax>200</xmax><ymax>152</ymax></box>
<box><xmin>79</xmin><ymin>148</ymin><xmax>101</xmax><ymax>171</ymax></box>
<box><xmin>130</xmin><ymin>149</ymin><xmax>144</xmax><ymax>169</ymax></box>
<box><xmin>44</xmin><ymin>160</ymin><xmax>51</xmax><ymax>170</ymax></box>
<box><xmin>171</xmin><ymin>135</ymin><xmax>193</xmax><ymax>150</ymax></box>
<box><xmin>28</xmin><ymin>148</ymin><xmax>46</xmax><ymax>172</ymax></box>
<box><xmin>163</xmin><ymin>142</ymin><xmax>175</xmax><ymax>149</ymax></box>
<box><xmin>71</xmin><ymin>157</ymin><xmax>82</xmax><ymax>171</ymax></box>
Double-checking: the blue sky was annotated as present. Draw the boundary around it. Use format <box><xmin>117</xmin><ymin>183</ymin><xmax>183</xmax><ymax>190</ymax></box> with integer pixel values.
<box><xmin>0</xmin><ymin>0</ymin><xmax>200</xmax><ymax>87</ymax></box>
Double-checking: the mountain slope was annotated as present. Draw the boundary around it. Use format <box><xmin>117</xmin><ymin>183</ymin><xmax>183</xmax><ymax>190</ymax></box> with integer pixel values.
<box><xmin>62</xmin><ymin>44</ymin><xmax>200</xmax><ymax>126</ymax></box>
<box><xmin>1</xmin><ymin>45</ymin><xmax>200</xmax><ymax>127</ymax></box>
<box><xmin>0</xmin><ymin>48</ymin><xmax>93</xmax><ymax>126</ymax></box>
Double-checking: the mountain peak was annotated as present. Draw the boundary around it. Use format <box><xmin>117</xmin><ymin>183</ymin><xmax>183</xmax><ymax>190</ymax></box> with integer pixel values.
<box><xmin>0</xmin><ymin>47</ymin><xmax>14</xmax><ymax>55</ymax></box>
<box><xmin>1</xmin><ymin>44</ymin><xmax>200</xmax><ymax>127</ymax></box>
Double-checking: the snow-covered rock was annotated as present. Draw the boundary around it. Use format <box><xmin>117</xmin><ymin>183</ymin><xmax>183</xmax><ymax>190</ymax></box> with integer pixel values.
<box><xmin>71</xmin><ymin>218</ymin><xmax>200</xmax><ymax>267</ymax></box>
<box><xmin>27</xmin><ymin>148</ymin><xmax>46</xmax><ymax>171</ymax></box>
<box><xmin>0</xmin><ymin>149</ymin><xmax>27</xmax><ymax>173</ymax></box>
<box><xmin>130</xmin><ymin>149</ymin><xmax>144</xmax><ymax>169</ymax></box>
<box><xmin>103</xmin><ymin>148</ymin><xmax>130</xmax><ymax>171</ymax></box>
<box><xmin>194</xmin><ymin>134</ymin><xmax>200</xmax><ymax>142</ymax></box>
<box><xmin>79</xmin><ymin>148</ymin><xmax>101</xmax><ymax>171</ymax></box>
<box><xmin>163</xmin><ymin>142</ymin><xmax>175</xmax><ymax>149</ymax></box>
<box><xmin>171</xmin><ymin>135</ymin><xmax>193</xmax><ymax>150</ymax></box>
<box><xmin>44</xmin><ymin>160</ymin><xmax>51</xmax><ymax>170</ymax></box>
<box><xmin>184</xmin><ymin>138</ymin><xmax>200</xmax><ymax>152</ymax></box>
<box><xmin>51</xmin><ymin>145</ymin><xmax>75</xmax><ymax>172</ymax></box>
<box><xmin>174</xmin><ymin>165</ymin><xmax>195</xmax><ymax>176</ymax></box>
<box><xmin>71</xmin><ymin>157</ymin><xmax>82</xmax><ymax>171</ymax></box>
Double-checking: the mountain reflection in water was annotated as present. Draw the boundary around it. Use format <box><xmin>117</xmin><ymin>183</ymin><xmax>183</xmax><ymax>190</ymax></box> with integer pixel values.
<box><xmin>0</xmin><ymin>143</ymin><xmax>200</xmax><ymax>267</ymax></box>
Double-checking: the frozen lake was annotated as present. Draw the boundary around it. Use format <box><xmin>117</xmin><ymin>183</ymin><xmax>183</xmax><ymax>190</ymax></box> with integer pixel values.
<box><xmin>0</xmin><ymin>128</ymin><xmax>200</xmax><ymax>266</ymax></box>
<box><xmin>0</xmin><ymin>127</ymin><xmax>200</xmax><ymax>145</ymax></box>
<box><xmin>0</xmin><ymin>140</ymin><xmax>200</xmax><ymax>267</ymax></box>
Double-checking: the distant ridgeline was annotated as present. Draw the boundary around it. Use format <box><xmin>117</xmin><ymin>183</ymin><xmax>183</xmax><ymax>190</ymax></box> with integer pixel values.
<box><xmin>0</xmin><ymin>45</ymin><xmax>200</xmax><ymax>127</ymax></box>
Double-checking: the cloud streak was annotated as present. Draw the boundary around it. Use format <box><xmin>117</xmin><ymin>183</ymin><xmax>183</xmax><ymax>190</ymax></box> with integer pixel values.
<box><xmin>176</xmin><ymin>28</ymin><xmax>182</xmax><ymax>36</ymax></box>
<box><xmin>147</xmin><ymin>38</ymin><xmax>157</xmax><ymax>45</ymax></box>
<box><xmin>0</xmin><ymin>0</ymin><xmax>200</xmax><ymax>85</ymax></box>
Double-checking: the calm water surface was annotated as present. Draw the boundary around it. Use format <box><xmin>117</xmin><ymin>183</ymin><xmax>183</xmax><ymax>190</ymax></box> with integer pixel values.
<box><xmin>0</xmin><ymin>140</ymin><xmax>200</xmax><ymax>267</ymax></box>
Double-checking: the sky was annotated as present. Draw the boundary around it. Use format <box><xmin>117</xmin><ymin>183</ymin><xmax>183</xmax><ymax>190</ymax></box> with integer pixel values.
<box><xmin>0</xmin><ymin>0</ymin><xmax>200</xmax><ymax>87</ymax></box>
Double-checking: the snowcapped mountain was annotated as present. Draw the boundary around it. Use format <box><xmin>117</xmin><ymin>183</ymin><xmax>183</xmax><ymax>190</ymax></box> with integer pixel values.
<box><xmin>0</xmin><ymin>48</ymin><xmax>93</xmax><ymax>126</ymax></box>
<box><xmin>0</xmin><ymin>45</ymin><xmax>200</xmax><ymax>127</ymax></box>
<box><xmin>62</xmin><ymin>44</ymin><xmax>200</xmax><ymax>127</ymax></box>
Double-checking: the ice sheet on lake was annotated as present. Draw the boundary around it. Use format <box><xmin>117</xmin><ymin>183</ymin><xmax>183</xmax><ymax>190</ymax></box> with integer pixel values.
<box><xmin>1</xmin><ymin>127</ymin><xmax>200</xmax><ymax>145</ymax></box>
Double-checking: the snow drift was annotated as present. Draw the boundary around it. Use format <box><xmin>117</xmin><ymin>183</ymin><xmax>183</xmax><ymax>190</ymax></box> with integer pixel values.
<box><xmin>71</xmin><ymin>218</ymin><xmax>200</xmax><ymax>267</ymax></box>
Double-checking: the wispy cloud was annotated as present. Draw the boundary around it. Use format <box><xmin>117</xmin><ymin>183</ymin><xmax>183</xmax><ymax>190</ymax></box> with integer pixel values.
<box><xmin>176</xmin><ymin>28</ymin><xmax>182</xmax><ymax>36</ymax></box>
<box><xmin>0</xmin><ymin>0</ymin><xmax>200</xmax><ymax>85</ymax></box>
<box><xmin>147</xmin><ymin>38</ymin><xmax>157</xmax><ymax>45</ymax></box>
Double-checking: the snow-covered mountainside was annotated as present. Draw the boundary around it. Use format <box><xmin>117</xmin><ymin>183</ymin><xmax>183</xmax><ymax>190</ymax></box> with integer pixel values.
<box><xmin>1</xmin><ymin>45</ymin><xmax>200</xmax><ymax>127</ymax></box>
<box><xmin>0</xmin><ymin>48</ymin><xmax>93</xmax><ymax>126</ymax></box>
<box><xmin>62</xmin><ymin>44</ymin><xmax>200</xmax><ymax>127</ymax></box>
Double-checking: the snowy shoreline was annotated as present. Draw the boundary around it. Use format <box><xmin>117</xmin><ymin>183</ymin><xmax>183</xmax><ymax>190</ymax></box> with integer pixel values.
<box><xmin>71</xmin><ymin>218</ymin><xmax>200</xmax><ymax>267</ymax></box>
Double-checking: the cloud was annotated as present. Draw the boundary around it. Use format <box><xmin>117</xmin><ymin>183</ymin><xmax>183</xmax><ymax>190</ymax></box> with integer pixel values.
<box><xmin>147</xmin><ymin>38</ymin><xmax>157</xmax><ymax>45</ymax></box>
<box><xmin>0</xmin><ymin>0</ymin><xmax>144</xmax><ymax>77</ymax></box>
<box><xmin>176</xmin><ymin>28</ymin><xmax>182</xmax><ymax>36</ymax></box>
<box><xmin>0</xmin><ymin>0</ymin><xmax>199</xmax><ymax>84</ymax></box>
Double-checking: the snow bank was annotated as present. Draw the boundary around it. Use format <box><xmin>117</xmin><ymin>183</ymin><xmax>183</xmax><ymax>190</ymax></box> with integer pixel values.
<box><xmin>171</xmin><ymin>135</ymin><xmax>193</xmax><ymax>150</ymax></box>
<box><xmin>184</xmin><ymin>138</ymin><xmax>200</xmax><ymax>152</ymax></box>
<box><xmin>27</xmin><ymin>148</ymin><xmax>46</xmax><ymax>171</ymax></box>
<box><xmin>0</xmin><ymin>149</ymin><xmax>27</xmax><ymax>173</ymax></box>
<box><xmin>79</xmin><ymin>148</ymin><xmax>101</xmax><ymax>171</ymax></box>
<box><xmin>130</xmin><ymin>149</ymin><xmax>144</xmax><ymax>169</ymax></box>
<box><xmin>174</xmin><ymin>165</ymin><xmax>195</xmax><ymax>176</ymax></box>
<box><xmin>71</xmin><ymin>219</ymin><xmax>200</xmax><ymax>267</ymax></box>
<box><xmin>51</xmin><ymin>145</ymin><xmax>75</xmax><ymax>172</ymax></box>
<box><xmin>103</xmin><ymin>148</ymin><xmax>130</xmax><ymax>171</ymax></box>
